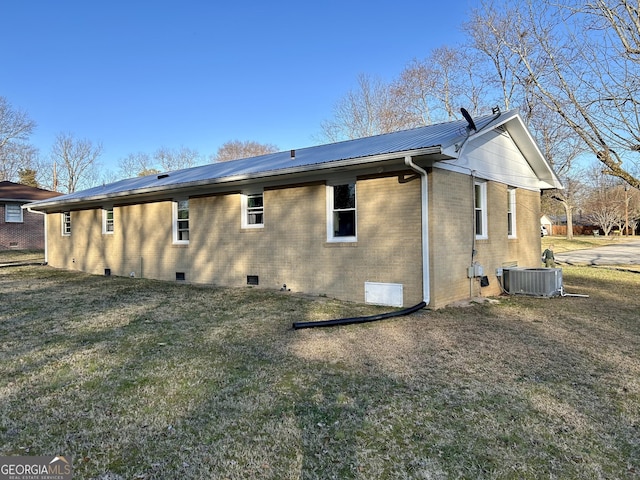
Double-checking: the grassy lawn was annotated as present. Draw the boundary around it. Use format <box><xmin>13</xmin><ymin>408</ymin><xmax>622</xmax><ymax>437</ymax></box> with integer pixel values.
<box><xmin>0</xmin><ymin>257</ymin><xmax>638</xmax><ymax>478</ymax></box>
<box><xmin>542</xmin><ymin>234</ymin><xmax>639</xmax><ymax>253</ymax></box>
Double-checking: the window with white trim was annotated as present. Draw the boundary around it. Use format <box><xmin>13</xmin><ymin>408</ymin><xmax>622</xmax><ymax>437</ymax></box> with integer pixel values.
<box><xmin>5</xmin><ymin>203</ymin><xmax>23</xmax><ymax>223</ymax></box>
<box><xmin>507</xmin><ymin>187</ymin><xmax>516</xmax><ymax>237</ymax></box>
<box><xmin>241</xmin><ymin>192</ymin><xmax>264</xmax><ymax>228</ymax></box>
<box><xmin>103</xmin><ymin>207</ymin><xmax>114</xmax><ymax>234</ymax></box>
<box><xmin>474</xmin><ymin>181</ymin><xmax>487</xmax><ymax>239</ymax></box>
<box><xmin>173</xmin><ymin>199</ymin><xmax>189</xmax><ymax>243</ymax></box>
<box><xmin>62</xmin><ymin>211</ymin><xmax>71</xmax><ymax>236</ymax></box>
<box><xmin>327</xmin><ymin>182</ymin><xmax>357</xmax><ymax>242</ymax></box>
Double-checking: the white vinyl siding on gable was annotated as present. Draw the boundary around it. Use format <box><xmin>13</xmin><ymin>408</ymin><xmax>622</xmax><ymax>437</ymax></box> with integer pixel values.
<box><xmin>5</xmin><ymin>203</ymin><xmax>23</xmax><ymax>223</ymax></box>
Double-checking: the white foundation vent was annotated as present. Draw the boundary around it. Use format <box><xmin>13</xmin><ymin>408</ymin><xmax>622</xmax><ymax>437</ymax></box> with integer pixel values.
<box><xmin>503</xmin><ymin>268</ymin><xmax>562</xmax><ymax>297</ymax></box>
<box><xmin>365</xmin><ymin>282</ymin><xmax>404</xmax><ymax>307</ymax></box>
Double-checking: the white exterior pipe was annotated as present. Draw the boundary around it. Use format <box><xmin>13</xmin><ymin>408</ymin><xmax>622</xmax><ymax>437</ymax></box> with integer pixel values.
<box><xmin>404</xmin><ymin>156</ymin><xmax>430</xmax><ymax>305</ymax></box>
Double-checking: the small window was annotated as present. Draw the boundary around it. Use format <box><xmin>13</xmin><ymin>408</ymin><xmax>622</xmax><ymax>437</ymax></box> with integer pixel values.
<box><xmin>474</xmin><ymin>181</ymin><xmax>487</xmax><ymax>239</ymax></box>
<box><xmin>327</xmin><ymin>183</ymin><xmax>357</xmax><ymax>242</ymax></box>
<box><xmin>173</xmin><ymin>199</ymin><xmax>189</xmax><ymax>243</ymax></box>
<box><xmin>103</xmin><ymin>207</ymin><xmax>114</xmax><ymax>234</ymax></box>
<box><xmin>242</xmin><ymin>193</ymin><xmax>264</xmax><ymax>228</ymax></box>
<box><xmin>5</xmin><ymin>204</ymin><xmax>23</xmax><ymax>223</ymax></box>
<box><xmin>62</xmin><ymin>211</ymin><xmax>71</xmax><ymax>236</ymax></box>
<box><xmin>507</xmin><ymin>187</ymin><xmax>516</xmax><ymax>237</ymax></box>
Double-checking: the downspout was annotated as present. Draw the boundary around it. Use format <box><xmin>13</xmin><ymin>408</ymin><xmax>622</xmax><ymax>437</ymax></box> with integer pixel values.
<box><xmin>25</xmin><ymin>206</ymin><xmax>48</xmax><ymax>264</ymax></box>
<box><xmin>404</xmin><ymin>156</ymin><xmax>430</xmax><ymax>305</ymax></box>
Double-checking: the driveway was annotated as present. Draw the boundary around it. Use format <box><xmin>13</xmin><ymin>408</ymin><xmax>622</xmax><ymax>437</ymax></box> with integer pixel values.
<box><xmin>555</xmin><ymin>239</ymin><xmax>640</xmax><ymax>265</ymax></box>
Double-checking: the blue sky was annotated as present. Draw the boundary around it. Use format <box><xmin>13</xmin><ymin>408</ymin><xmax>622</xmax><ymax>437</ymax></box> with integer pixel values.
<box><xmin>2</xmin><ymin>1</ymin><xmax>476</xmax><ymax>172</ymax></box>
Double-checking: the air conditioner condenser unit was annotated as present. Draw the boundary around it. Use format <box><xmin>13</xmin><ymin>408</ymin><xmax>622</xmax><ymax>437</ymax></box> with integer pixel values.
<box><xmin>502</xmin><ymin>267</ymin><xmax>562</xmax><ymax>297</ymax></box>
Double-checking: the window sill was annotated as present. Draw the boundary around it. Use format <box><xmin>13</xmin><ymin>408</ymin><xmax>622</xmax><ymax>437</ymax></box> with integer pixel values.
<box><xmin>324</xmin><ymin>242</ymin><xmax>358</xmax><ymax>248</ymax></box>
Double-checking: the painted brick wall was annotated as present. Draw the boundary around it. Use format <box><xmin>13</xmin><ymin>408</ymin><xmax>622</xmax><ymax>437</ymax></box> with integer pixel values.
<box><xmin>0</xmin><ymin>204</ymin><xmax>46</xmax><ymax>250</ymax></box>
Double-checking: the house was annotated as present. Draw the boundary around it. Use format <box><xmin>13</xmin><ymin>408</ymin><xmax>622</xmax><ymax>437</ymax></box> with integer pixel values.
<box><xmin>0</xmin><ymin>181</ymin><xmax>62</xmax><ymax>250</ymax></box>
<box><xmin>26</xmin><ymin>110</ymin><xmax>562</xmax><ymax>308</ymax></box>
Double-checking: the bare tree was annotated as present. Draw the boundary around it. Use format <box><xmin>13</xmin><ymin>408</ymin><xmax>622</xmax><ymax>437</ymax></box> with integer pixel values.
<box><xmin>469</xmin><ymin>0</ymin><xmax>640</xmax><ymax>188</ymax></box>
<box><xmin>320</xmin><ymin>74</ymin><xmax>418</xmax><ymax>142</ymax></box>
<box><xmin>0</xmin><ymin>97</ymin><xmax>37</xmax><ymax>181</ymax></box>
<box><xmin>213</xmin><ymin>140</ymin><xmax>279</xmax><ymax>162</ymax></box>
<box><xmin>118</xmin><ymin>152</ymin><xmax>158</xmax><ymax>178</ymax></box>
<box><xmin>155</xmin><ymin>146</ymin><xmax>202</xmax><ymax>171</ymax></box>
<box><xmin>584</xmin><ymin>166</ymin><xmax>627</xmax><ymax>236</ymax></box>
<box><xmin>394</xmin><ymin>47</ymin><xmax>491</xmax><ymax>126</ymax></box>
<box><xmin>50</xmin><ymin>133</ymin><xmax>103</xmax><ymax>193</ymax></box>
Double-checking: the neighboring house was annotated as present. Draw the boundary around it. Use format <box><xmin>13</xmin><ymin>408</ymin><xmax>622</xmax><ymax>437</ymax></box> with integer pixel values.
<box><xmin>26</xmin><ymin>110</ymin><xmax>562</xmax><ymax>308</ymax></box>
<box><xmin>0</xmin><ymin>181</ymin><xmax>62</xmax><ymax>250</ymax></box>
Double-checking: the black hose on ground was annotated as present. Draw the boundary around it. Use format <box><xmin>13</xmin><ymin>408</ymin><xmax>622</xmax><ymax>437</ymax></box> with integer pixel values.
<box><xmin>292</xmin><ymin>301</ymin><xmax>427</xmax><ymax>330</ymax></box>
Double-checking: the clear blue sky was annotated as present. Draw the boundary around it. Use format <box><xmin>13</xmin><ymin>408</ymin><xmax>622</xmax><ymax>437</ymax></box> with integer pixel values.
<box><xmin>2</xmin><ymin>1</ymin><xmax>476</xmax><ymax>172</ymax></box>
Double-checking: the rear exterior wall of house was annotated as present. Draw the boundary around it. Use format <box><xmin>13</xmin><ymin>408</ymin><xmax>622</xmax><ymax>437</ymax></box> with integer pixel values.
<box><xmin>45</xmin><ymin>172</ymin><xmax>426</xmax><ymax>306</ymax></box>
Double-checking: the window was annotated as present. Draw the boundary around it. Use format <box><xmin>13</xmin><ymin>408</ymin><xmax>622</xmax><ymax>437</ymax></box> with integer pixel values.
<box><xmin>242</xmin><ymin>193</ymin><xmax>264</xmax><ymax>228</ymax></box>
<box><xmin>5</xmin><ymin>204</ymin><xmax>23</xmax><ymax>223</ymax></box>
<box><xmin>173</xmin><ymin>199</ymin><xmax>189</xmax><ymax>243</ymax></box>
<box><xmin>507</xmin><ymin>187</ymin><xmax>516</xmax><ymax>237</ymax></box>
<box><xmin>327</xmin><ymin>182</ymin><xmax>357</xmax><ymax>242</ymax></box>
<box><xmin>62</xmin><ymin>211</ymin><xmax>71</xmax><ymax>236</ymax></box>
<box><xmin>474</xmin><ymin>181</ymin><xmax>487</xmax><ymax>239</ymax></box>
<box><xmin>103</xmin><ymin>207</ymin><xmax>114</xmax><ymax>234</ymax></box>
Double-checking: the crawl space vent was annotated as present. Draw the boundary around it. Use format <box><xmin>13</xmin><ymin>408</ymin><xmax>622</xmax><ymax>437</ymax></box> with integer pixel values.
<box><xmin>176</xmin><ymin>272</ymin><xmax>186</xmax><ymax>281</ymax></box>
<box><xmin>247</xmin><ymin>275</ymin><xmax>259</xmax><ymax>286</ymax></box>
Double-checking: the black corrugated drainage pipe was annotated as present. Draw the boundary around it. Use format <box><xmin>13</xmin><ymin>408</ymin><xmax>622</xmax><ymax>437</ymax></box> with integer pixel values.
<box><xmin>292</xmin><ymin>301</ymin><xmax>426</xmax><ymax>330</ymax></box>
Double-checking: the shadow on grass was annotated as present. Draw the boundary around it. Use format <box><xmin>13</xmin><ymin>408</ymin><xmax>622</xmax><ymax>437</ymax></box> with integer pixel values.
<box><xmin>0</xmin><ymin>265</ymin><xmax>638</xmax><ymax>478</ymax></box>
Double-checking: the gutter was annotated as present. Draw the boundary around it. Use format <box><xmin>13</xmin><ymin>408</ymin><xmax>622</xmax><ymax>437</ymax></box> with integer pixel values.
<box><xmin>404</xmin><ymin>156</ymin><xmax>430</xmax><ymax>305</ymax></box>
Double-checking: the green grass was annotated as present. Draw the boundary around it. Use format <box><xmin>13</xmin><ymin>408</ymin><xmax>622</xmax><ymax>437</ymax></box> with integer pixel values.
<box><xmin>1</xmin><ymin>260</ymin><xmax>639</xmax><ymax>479</ymax></box>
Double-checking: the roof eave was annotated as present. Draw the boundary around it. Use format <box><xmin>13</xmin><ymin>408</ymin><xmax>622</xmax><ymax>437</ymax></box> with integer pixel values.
<box><xmin>26</xmin><ymin>146</ymin><xmax>444</xmax><ymax>211</ymax></box>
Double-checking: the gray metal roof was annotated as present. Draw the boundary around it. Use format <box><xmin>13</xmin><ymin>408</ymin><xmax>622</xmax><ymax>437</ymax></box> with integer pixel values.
<box><xmin>26</xmin><ymin>112</ymin><xmax>504</xmax><ymax>209</ymax></box>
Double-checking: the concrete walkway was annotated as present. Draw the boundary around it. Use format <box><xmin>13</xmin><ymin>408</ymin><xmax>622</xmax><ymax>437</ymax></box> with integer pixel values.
<box><xmin>554</xmin><ymin>239</ymin><xmax>640</xmax><ymax>265</ymax></box>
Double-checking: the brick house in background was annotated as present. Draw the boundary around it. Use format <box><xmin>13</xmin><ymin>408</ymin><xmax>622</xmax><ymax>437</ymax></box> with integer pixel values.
<box><xmin>0</xmin><ymin>181</ymin><xmax>62</xmax><ymax>250</ymax></box>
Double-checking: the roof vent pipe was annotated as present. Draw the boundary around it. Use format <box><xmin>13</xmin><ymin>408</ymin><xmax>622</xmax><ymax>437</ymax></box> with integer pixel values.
<box><xmin>290</xmin><ymin>149</ymin><xmax>295</xmax><ymax>159</ymax></box>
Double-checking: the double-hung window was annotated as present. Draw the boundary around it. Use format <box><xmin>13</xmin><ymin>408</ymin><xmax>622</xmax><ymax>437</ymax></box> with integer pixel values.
<box><xmin>62</xmin><ymin>211</ymin><xmax>71</xmax><ymax>236</ymax></box>
<box><xmin>507</xmin><ymin>187</ymin><xmax>516</xmax><ymax>237</ymax></box>
<box><xmin>242</xmin><ymin>192</ymin><xmax>264</xmax><ymax>228</ymax></box>
<box><xmin>474</xmin><ymin>181</ymin><xmax>487</xmax><ymax>239</ymax></box>
<box><xmin>103</xmin><ymin>207</ymin><xmax>114</xmax><ymax>234</ymax></box>
<box><xmin>5</xmin><ymin>203</ymin><xmax>23</xmax><ymax>223</ymax></box>
<box><xmin>327</xmin><ymin>182</ymin><xmax>357</xmax><ymax>242</ymax></box>
<box><xmin>173</xmin><ymin>199</ymin><xmax>189</xmax><ymax>243</ymax></box>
